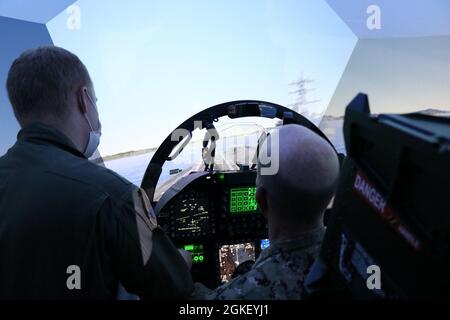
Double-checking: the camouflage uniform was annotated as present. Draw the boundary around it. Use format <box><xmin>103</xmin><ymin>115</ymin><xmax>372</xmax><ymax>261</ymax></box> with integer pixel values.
<box><xmin>193</xmin><ymin>227</ymin><xmax>325</xmax><ymax>300</ymax></box>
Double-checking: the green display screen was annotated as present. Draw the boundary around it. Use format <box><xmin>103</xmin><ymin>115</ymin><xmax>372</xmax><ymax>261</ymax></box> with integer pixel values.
<box><xmin>230</xmin><ymin>187</ymin><xmax>258</xmax><ymax>214</ymax></box>
<box><xmin>183</xmin><ymin>244</ymin><xmax>205</xmax><ymax>264</ymax></box>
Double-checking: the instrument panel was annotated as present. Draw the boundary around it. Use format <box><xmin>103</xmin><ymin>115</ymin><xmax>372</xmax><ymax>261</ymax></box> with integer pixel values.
<box><xmin>170</xmin><ymin>191</ymin><xmax>211</xmax><ymax>237</ymax></box>
<box><xmin>156</xmin><ymin>170</ymin><xmax>269</xmax><ymax>288</ymax></box>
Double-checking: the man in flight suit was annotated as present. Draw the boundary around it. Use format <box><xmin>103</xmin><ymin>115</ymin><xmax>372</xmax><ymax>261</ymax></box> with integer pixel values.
<box><xmin>193</xmin><ymin>125</ymin><xmax>340</xmax><ymax>299</ymax></box>
<box><xmin>0</xmin><ymin>46</ymin><xmax>192</xmax><ymax>299</ymax></box>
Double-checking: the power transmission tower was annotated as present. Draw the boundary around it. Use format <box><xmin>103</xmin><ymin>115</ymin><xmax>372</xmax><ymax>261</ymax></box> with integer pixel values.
<box><xmin>288</xmin><ymin>74</ymin><xmax>319</xmax><ymax>114</ymax></box>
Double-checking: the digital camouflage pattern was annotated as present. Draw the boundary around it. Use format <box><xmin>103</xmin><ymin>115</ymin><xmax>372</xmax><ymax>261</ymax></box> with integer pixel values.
<box><xmin>194</xmin><ymin>227</ymin><xmax>325</xmax><ymax>300</ymax></box>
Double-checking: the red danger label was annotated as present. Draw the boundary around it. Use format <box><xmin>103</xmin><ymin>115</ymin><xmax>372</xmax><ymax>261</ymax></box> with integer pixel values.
<box><xmin>353</xmin><ymin>171</ymin><xmax>420</xmax><ymax>250</ymax></box>
<box><xmin>354</xmin><ymin>174</ymin><xmax>386</xmax><ymax>214</ymax></box>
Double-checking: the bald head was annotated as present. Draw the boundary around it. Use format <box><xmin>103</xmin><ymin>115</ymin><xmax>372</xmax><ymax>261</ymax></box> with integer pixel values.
<box><xmin>257</xmin><ymin>125</ymin><xmax>340</xmax><ymax>228</ymax></box>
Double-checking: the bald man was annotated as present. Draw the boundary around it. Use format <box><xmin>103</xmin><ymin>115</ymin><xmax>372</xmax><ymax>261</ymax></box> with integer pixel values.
<box><xmin>193</xmin><ymin>124</ymin><xmax>340</xmax><ymax>300</ymax></box>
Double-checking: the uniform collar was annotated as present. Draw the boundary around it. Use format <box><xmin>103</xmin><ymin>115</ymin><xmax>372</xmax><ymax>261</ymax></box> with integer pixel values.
<box><xmin>255</xmin><ymin>227</ymin><xmax>326</xmax><ymax>265</ymax></box>
<box><xmin>17</xmin><ymin>123</ymin><xmax>86</xmax><ymax>159</ymax></box>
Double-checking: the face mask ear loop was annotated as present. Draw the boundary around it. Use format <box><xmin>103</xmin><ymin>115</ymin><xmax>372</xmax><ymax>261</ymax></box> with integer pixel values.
<box><xmin>86</xmin><ymin>90</ymin><xmax>97</xmax><ymax>111</ymax></box>
<box><xmin>84</xmin><ymin>90</ymin><xmax>97</xmax><ymax>132</ymax></box>
<box><xmin>84</xmin><ymin>113</ymin><xmax>95</xmax><ymax>132</ymax></box>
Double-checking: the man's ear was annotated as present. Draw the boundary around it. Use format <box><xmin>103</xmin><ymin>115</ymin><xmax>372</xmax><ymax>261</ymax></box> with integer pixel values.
<box><xmin>77</xmin><ymin>86</ymin><xmax>89</xmax><ymax>114</ymax></box>
<box><xmin>256</xmin><ymin>186</ymin><xmax>268</xmax><ymax>218</ymax></box>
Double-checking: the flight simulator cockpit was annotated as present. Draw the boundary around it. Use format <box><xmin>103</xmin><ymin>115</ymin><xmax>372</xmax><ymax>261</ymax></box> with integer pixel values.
<box><xmin>137</xmin><ymin>96</ymin><xmax>450</xmax><ymax>298</ymax></box>
<box><xmin>156</xmin><ymin>171</ymin><xmax>266</xmax><ymax>287</ymax></box>
<box><xmin>139</xmin><ymin>100</ymin><xmax>336</xmax><ymax>288</ymax></box>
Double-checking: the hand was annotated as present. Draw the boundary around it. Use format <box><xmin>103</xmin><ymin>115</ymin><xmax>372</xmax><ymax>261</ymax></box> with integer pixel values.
<box><xmin>178</xmin><ymin>249</ymin><xmax>192</xmax><ymax>270</ymax></box>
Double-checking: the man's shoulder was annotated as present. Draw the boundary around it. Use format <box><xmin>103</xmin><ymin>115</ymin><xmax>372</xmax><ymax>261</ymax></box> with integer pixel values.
<box><xmin>0</xmin><ymin>141</ymin><xmax>138</xmax><ymax>209</ymax></box>
<box><xmin>47</xmin><ymin>157</ymin><xmax>135</xmax><ymax>200</ymax></box>
<box><xmin>262</xmin><ymin>246</ymin><xmax>318</xmax><ymax>278</ymax></box>
<box><xmin>207</xmin><ymin>245</ymin><xmax>321</xmax><ymax>300</ymax></box>
<box><xmin>207</xmin><ymin>264</ymin><xmax>296</xmax><ymax>300</ymax></box>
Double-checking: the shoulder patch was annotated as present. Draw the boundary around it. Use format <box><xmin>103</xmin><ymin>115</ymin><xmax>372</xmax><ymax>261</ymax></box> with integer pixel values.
<box><xmin>132</xmin><ymin>187</ymin><xmax>158</xmax><ymax>230</ymax></box>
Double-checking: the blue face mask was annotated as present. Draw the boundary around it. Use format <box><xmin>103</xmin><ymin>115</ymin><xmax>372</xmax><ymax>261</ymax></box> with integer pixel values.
<box><xmin>83</xmin><ymin>92</ymin><xmax>102</xmax><ymax>158</ymax></box>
